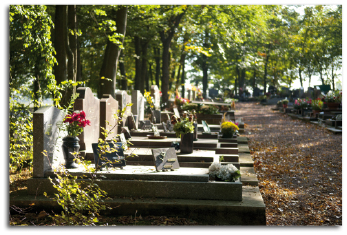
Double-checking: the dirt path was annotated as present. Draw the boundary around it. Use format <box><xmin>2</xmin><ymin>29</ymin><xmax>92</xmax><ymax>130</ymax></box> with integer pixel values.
<box><xmin>236</xmin><ymin>102</ymin><xmax>342</xmax><ymax>225</ymax></box>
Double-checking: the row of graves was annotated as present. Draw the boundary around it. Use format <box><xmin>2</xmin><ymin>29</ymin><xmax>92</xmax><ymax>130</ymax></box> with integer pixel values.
<box><xmin>14</xmin><ymin>85</ymin><xmax>266</xmax><ymax>225</ymax></box>
<box><xmin>276</xmin><ymin>90</ymin><xmax>342</xmax><ymax>134</ymax></box>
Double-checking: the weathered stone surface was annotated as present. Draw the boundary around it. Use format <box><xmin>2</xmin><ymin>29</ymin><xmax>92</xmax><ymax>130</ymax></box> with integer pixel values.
<box><xmin>33</xmin><ymin>106</ymin><xmax>67</xmax><ymax>178</ymax></box>
<box><xmin>74</xmin><ymin>87</ymin><xmax>100</xmax><ymax>152</ymax></box>
<box><xmin>100</xmin><ymin>94</ymin><xmax>118</xmax><ymax>140</ymax></box>
<box><xmin>131</xmin><ymin>90</ymin><xmax>144</xmax><ymax>121</ymax></box>
<box><xmin>152</xmin><ymin>148</ymin><xmax>180</xmax><ymax>171</ymax></box>
<box><xmin>151</xmin><ymin>85</ymin><xmax>160</xmax><ymax>110</ymax></box>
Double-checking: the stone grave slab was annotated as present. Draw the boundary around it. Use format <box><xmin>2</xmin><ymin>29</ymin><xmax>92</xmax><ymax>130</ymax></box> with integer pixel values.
<box><xmin>152</xmin><ymin>148</ymin><xmax>180</xmax><ymax>171</ymax></box>
<box><xmin>74</xmin><ymin>87</ymin><xmax>100</xmax><ymax>153</ymax></box>
<box><xmin>173</xmin><ymin>108</ymin><xmax>180</xmax><ymax>118</ymax></box>
<box><xmin>127</xmin><ymin>114</ymin><xmax>137</xmax><ymax>130</ymax></box>
<box><xmin>33</xmin><ymin>106</ymin><xmax>67</xmax><ymax>177</ymax></box>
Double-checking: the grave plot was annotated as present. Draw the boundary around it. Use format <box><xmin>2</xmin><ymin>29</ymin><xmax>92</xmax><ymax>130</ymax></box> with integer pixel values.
<box><xmin>21</xmin><ymin>89</ymin><xmax>265</xmax><ymax>225</ymax></box>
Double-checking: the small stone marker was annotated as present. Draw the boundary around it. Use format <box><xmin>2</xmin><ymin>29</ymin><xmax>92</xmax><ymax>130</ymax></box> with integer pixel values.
<box><xmin>152</xmin><ymin>148</ymin><xmax>180</xmax><ymax>171</ymax></box>
<box><xmin>202</xmin><ymin>120</ymin><xmax>211</xmax><ymax>134</ymax></box>
<box><xmin>92</xmin><ymin>142</ymin><xmax>126</xmax><ymax>170</ymax></box>
<box><xmin>121</xmin><ymin>127</ymin><xmax>131</xmax><ymax>140</ymax></box>
<box><xmin>152</xmin><ymin>126</ymin><xmax>160</xmax><ymax>136</ymax></box>
<box><xmin>140</xmin><ymin>120</ymin><xmax>152</xmax><ymax>130</ymax></box>
<box><xmin>162</xmin><ymin>122</ymin><xmax>168</xmax><ymax>132</ymax></box>
<box><xmin>152</xmin><ymin>109</ymin><xmax>161</xmax><ymax>123</ymax></box>
<box><xmin>173</xmin><ymin>108</ymin><xmax>180</xmax><ymax>118</ymax></box>
<box><xmin>119</xmin><ymin>133</ymin><xmax>128</xmax><ymax>150</ymax></box>
<box><xmin>166</xmin><ymin>120</ymin><xmax>173</xmax><ymax>132</ymax></box>
<box><xmin>127</xmin><ymin>114</ymin><xmax>137</xmax><ymax>130</ymax></box>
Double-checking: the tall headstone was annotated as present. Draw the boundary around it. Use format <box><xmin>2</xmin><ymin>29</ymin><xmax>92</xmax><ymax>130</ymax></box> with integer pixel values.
<box><xmin>132</xmin><ymin>90</ymin><xmax>145</xmax><ymax>121</ymax></box>
<box><xmin>33</xmin><ymin>106</ymin><xmax>67</xmax><ymax>178</ymax></box>
<box><xmin>187</xmin><ymin>89</ymin><xmax>192</xmax><ymax>101</ymax></box>
<box><xmin>115</xmin><ymin>90</ymin><xmax>128</xmax><ymax>127</ymax></box>
<box><xmin>74</xmin><ymin>87</ymin><xmax>100</xmax><ymax>153</ymax></box>
<box><xmin>192</xmin><ymin>90</ymin><xmax>196</xmax><ymax>101</ymax></box>
<box><xmin>151</xmin><ymin>85</ymin><xmax>160</xmax><ymax>110</ymax></box>
<box><xmin>100</xmin><ymin>94</ymin><xmax>118</xmax><ymax>140</ymax></box>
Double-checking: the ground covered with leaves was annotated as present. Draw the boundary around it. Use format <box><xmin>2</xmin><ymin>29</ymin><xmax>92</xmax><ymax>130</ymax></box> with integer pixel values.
<box><xmin>237</xmin><ymin>102</ymin><xmax>342</xmax><ymax>226</ymax></box>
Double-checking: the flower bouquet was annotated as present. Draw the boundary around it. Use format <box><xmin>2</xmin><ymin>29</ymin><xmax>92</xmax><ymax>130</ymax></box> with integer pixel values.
<box><xmin>62</xmin><ymin>110</ymin><xmax>91</xmax><ymax>168</ymax></box>
<box><xmin>311</xmin><ymin>99</ymin><xmax>324</xmax><ymax>111</ymax></box>
<box><xmin>221</xmin><ymin>121</ymin><xmax>239</xmax><ymax>138</ymax></box>
<box><xmin>172</xmin><ymin>113</ymin><xmax>195</xmax><ymax>153</ymax></box>
<box><xmin>321</xmin><ymin>90</ymin><xmax>342</xmax><ymax>104</ymax></box>
<box><xmin>208</xmin><ymin>162</ymin><xmax>241</xmax><ymax>182</ymax></box>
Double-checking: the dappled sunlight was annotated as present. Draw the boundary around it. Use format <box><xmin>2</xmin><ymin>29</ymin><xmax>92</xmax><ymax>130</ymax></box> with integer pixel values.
<box><xmin>238</xmin><ymin>103</ymin><xmax>342</xmax><ymax>225</ymax></box>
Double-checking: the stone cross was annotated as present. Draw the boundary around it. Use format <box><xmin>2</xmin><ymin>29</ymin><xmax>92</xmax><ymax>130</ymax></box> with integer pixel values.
<box><xmin>33</xmin><ymin>106</ymin><xmax>67</xmax><ymax>177</ymax></box>
<box><xmin>100</xmin><ymin>94</ymin><xmax>118</xmax><ymax>140</ymax></box>
<box><xmin>151</xmin><ymin>85</ymin><xmax>160</xmax><ymax>110</ymax></box>
<box><xmin>74</xmin><ymin>87</ymin><xmax>100</xmax><ymax>153</ymax></box>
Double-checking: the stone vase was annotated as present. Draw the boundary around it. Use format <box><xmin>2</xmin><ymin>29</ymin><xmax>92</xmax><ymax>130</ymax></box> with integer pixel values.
<box><xmin>180</xmin><ymin>133</ymin><xmax>194</xmax><ymax>154</ymax></box>
<box><xmin>62</xmin><ymin>136</ymin><xmax>80</xmax><ymax>169</ymax></box>
<box><xmin>222</xmin><ymin>131</ymin><xmax>234</xmax><ymax>138</ymax></box>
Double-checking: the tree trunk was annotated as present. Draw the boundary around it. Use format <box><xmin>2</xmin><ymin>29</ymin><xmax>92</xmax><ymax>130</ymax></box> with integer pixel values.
<box><xmin>141</xmin><ymin>40</ymin><xmax>149</xmax><ymax>93</ymax></box>
<box><xmin>331</xmin><ymin>61</ymin><xmax>335</xmax><ymax>91</ymax></box>
<box><xmin>53</xmin><ymin>5</ymin><xmax>67</xmax><ymax>106</ymax></box>
<box><xmin>154</xmin><ymin>47</ymin><xmax>160</xmax><ymax>88</ymax></box>
<box><xmin>159</xmin><ymin>11</ymin><xmax>186</xmax><ymax>107</ymax></box>
<box><xmin>252</xmin><ymin>68</ymin><xmax>256</xmax><ymax>94</ymax></box>
<box><xmin>202</xmin><ymin>29</ymin><xmax>209</xmax><ymax>98</ymax></box>
<box><xmin>119</xmin><ymin>51</ymin><xmax>127</xmax><ymax>90</ymax></box>
<box><xmin>263</xmin><ymin>54</ymin><xmax>269</xmax><ymax>94</ymax></box>
<box><xmin>180</xmin><ymin>55</ymin><xmax>186</xmax><ymax>98</ymax></box>
<box><xmin>298</xmin><ymin>67</ymin><xmax>303</xmax><ymax>88</ymax></box>
<box><xmin>98</xmin><ymin>6</ymin><xmax>127</xmax><ymax>98</ymax></box>
<box><xmin>134</xmin><ymin>36</ymin><xmax>141</xmax><ymax>91</ymax></box>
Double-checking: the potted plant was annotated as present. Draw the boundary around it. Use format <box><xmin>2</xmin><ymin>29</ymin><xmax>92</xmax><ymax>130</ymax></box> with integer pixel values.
<box><xmin>321</xmin><ymin>90</ymin><xmax>342</xmax><ymax>109</ymax></box>
<box><xmin>281</xmin><ymin>99</ymin><xmax>289</xmax><ymax>108</ymax></box>
<box><xmin>221</xmin><ymin>120</ymin><xmax>239</xmax><ymax>138</ymax></box>
<box><xmin>208</xmin><ymin>162</ymin><xmax>241</xmax><ymax>182</ymax></box>
<box><xmin>62</xmin><ymin>110</ymin><xmax>91</xmax><ymax>168</ymax></box>
<box><xmin>172</xmin><ymin>114</ymin><xmax>195</xmax><ymax>154</ymax></box>
<box><xmin>311</xmin><ymin>99</ymin><xmax>324</xmax><ymax>116</ymax></box>
<box><xmin>277</xmin><ymin>100</ymin><xmax>283</xmax><ymax>108</ymax></box>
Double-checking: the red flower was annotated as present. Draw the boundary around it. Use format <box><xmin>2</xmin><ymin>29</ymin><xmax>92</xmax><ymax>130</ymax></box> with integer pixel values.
<box><xmin>79</xmin><ymin>110</ymin><xmax>86</xmax><ymax>119</ymax></box>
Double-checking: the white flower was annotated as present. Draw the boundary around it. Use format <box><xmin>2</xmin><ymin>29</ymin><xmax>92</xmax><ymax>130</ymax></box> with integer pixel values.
<box><xmin>208</xmin><ymin>162</ymin><xmax>221</xmax><ymax>177</ymax></box>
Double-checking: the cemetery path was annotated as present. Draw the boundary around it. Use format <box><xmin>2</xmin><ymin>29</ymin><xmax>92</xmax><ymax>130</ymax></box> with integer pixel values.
<box><xmin>236</xmin><ymin>102</ymin><xmax>342</xmax><ymax>226</ymax></box>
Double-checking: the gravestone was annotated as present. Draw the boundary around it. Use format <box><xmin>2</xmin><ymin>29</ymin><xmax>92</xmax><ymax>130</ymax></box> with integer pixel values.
<box><xmin>92</xmin><ymin>142</ymin><xmax>126</xmax><ymax>169</ymax></box>
<box><xmin>100</xmin><ymin>94</ymin><xmax>118</xmax><ymax>140</ymax></box>
<box><xmin>74</xmin><ymin>87</ymin><xmax>100</xmax><ymax>153</ymax></box>
<box><xmin>33</xmin><ymin>106</ymin><xmax>67</xmax><ymax>178</ymax></box>
<box><xmin>116</xmin><ymin>90</ymin><xmax>128</xmax><ymax>133</ymax></box>
<box><xmin>167</xmin><ymin>120</ymin><xmax>174</xmax><ymax>132</ymax></box>
<box><xmin>162</xmin><ymin>122</ymin><xmax>168</xmax><ymax>132</ymax></box>
<box><xmin>173</xmin><ymin>108</ymin><xmax>180</xmax><ymax>118</ymax></box>
<box><xmin>132</xmin><ymin>90</ymin><xmax>145</xmax><ymax>121</ymax></box>
<box><xmin>192</xmin><ymin>90</ymin><xmax>196</xmax><ymax>100</ymax></box>
<box><xmin>187</xmin><ymin>89</ymin><xmax>192</xmax><ymax>101</ymax></box>
<box><xmin>152</xmin><ymin>109</ymin><xmax>161</xmax><ymax>123</ymax></box>
<box><xmin>202</xmin><ymin>120</ymin><xmax>211</xmax><ymax>134</ymax></box>
<box><xmin>119</xmin><ymin>133</ymin><xmax>128</xmax><ymax>150</ymax></box>
<box><xmin>139</xmin><ymin>120</ymin><xmax>152</xmax><ymax>130</ymax></box>
<box><xmin>151</xmin><ymin>85</ymin><xmax>160</xmax><ymax>110</ymax></box>
<box><xmin>121</xmin><ymin>127</ymin><xmax>131</xmax><ymax>139</ymax></box>
<box><xmin>127</xmin><ymin>114</ymin><xmax>138</xmax><ymax>130</ymax></box>
<box><xmin>152</xmin><ymin>148</ymin><xmax>180</xmax><ymax>171</ymax></box>
<box><xmin>253</xmin><ymin>87</ymin><xmax>261</xmax><ymax>97</ymax></box>
<box><xmin>152</xmin><ymin>126</ymin><xmax>160</xmax><ymax>137</ymax></box>
<box><xmin>209</xmin><ymin>88</ymin><xmax>218</xmax><ymax>98</ymax></box>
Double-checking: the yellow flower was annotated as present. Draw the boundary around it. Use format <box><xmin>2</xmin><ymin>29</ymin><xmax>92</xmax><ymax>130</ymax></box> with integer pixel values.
<box><xmin>221</xmin><ymin>121</ymin><xmax>239</xmax><ymax>131</ymax></box>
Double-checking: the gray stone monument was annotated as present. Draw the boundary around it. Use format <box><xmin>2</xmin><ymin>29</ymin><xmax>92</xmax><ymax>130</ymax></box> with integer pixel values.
<box><xmin>33</xmin><ymin>106</ymin><xmax>67</xmax><ymax>177</ymax></box>
<box><xmin>100</xmin><ymin>94</ymin><xmax>118</xmax><ymax>140</ymax></box>
<box><xmin>132</xmin><ymin>90</ymin><xmax>145</xmax><ymax>121</ymax></box>
<box><xmin>151</xmin><ymin>85</ymin><xmax>160</xmax><ymax>110</ymax></box>
<box><xmin>74</xmin><ymin>87</ymin><xmax>100</xmax><ymax>154</ymax></box>
<box><xmin>187</xmin><ymin>89</ymin><xmax>192</xmax><ymax>101</ymax></box>
<box><xmin>116</xmin><ymin>90</ymin><xmax>128</xmax><ymax>129</ymax></box>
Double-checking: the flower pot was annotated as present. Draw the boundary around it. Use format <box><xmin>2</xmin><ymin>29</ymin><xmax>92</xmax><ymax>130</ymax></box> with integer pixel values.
<box><xmin>327</xmin><ymin>102</ymin><xmax>340</xmax><ymax>110</ymax></box>
<box><xmin>62</xmin><ymin>136</ymin><xmax>80</xmax><ymax>169</ymax></box>
<box><xmin>180</xmin><ymin>133</ymin><xmax>194</xmax><ymax>154</ymax></box>
<box><xmin>222</xmin><ymin>132</ymin><xmax>234</xmax><ymax>138</ymax></box>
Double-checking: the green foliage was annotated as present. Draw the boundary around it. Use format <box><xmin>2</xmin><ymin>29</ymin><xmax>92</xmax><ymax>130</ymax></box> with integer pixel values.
<box><xmin>9</xmin><ymin>87</ymin><xmax>33</xmax><ymax>172</ymax></box>
<box><xmin>173</xmin><ymin>118</ymin><xmax>194</xmax><ymax>138</ymax></box>
<box><xmin>182</xmin><ymin>103</ymin><xmax>219</xmax><ymax>115</ymax></box>
<box><xmin>47</xmin><ymin>165</ymin><xmax>109</xmax><ymax>225</ymax></box>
